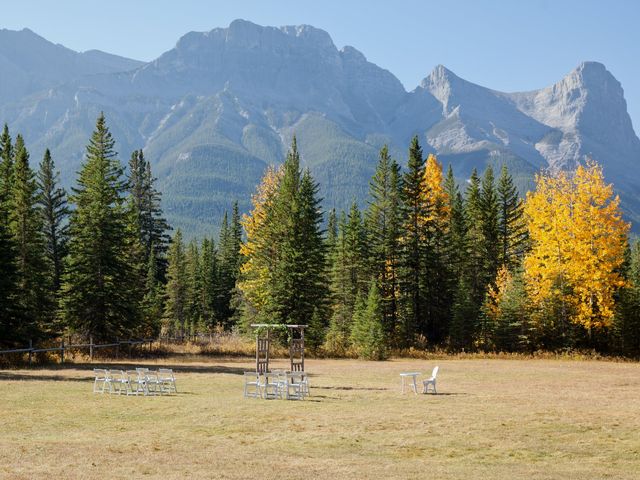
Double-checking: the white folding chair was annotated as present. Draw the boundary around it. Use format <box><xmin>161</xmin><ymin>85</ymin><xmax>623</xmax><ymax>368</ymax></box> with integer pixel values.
<box><xmin>109</xmin><ymin>370</ymin><xmax>131</xmax><ymax>395</ymax></box>
<box><xmin>243</xmin><ymin>372</ymin><xmax>261</xmax><ymax>398</ymax></box>
<box><xmin>260</xmin><ymin>372</ymin><xmax>280</xmax><ymax>399</ymax></box>
<box><xmin>93</xmin><ymin>368</ymin><xmax>109</xmax><ymax>394</ymax></box>
<box><xmin>126</xmin><ymin>370</ymin><xmax>147</xmax><ymax>395</ymax></box>
<box><xmin>143</xmin><ymin>370</ymin><xmax>163</xmax><ymax>395</ymax></box>
<box><xmin>422</xmin><ymin>366</ymin><xmax>439</xmax><ymax>394</ymax></box>
<box><xmin>158</xmin><ymin>368</ymin><xmax>177</xmax><ymax>394</ymax></box>
<box><xmin>284</xmin><ymin>372</ymin><xmax>304</xmax><ymax>400</ymax></box>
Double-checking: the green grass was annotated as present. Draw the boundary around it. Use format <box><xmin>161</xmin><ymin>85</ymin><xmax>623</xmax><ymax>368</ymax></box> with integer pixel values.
<box><xmin>1</xmin><ymin>356</ymin><xmax>639</xmax><ymax>479</ymax></box>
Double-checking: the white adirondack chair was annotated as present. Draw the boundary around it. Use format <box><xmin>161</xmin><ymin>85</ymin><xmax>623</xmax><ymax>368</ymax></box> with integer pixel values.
<box><xmin>422</xmin><ymin>366</ymin><xmax>439</xmax><ymax>394</ymax></box>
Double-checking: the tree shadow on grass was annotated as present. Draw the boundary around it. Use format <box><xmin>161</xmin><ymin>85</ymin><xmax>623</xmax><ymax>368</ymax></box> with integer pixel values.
<box><xmin>315</xmin><ymin>385</ymin><xmax>389</xmax><ymax>391</ymax></box>
<box><xmin>0</xmin><ymin>362</ymin><xmax>248</xmax><ymax>382</ymax></box>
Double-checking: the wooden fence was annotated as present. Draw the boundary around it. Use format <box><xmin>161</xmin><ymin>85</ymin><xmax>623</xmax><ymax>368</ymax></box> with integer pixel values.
<box><xmin>0</xmin><ymin>333</ymin><xmax>221</xmax><ymax>365</ymax></box>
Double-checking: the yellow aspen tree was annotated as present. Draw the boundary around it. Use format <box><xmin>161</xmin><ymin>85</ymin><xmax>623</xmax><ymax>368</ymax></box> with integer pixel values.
<box><xmin>524</xmin><ymin>161</ymin><xmax>628</xmax><ymax>332</ymax></box>
<box><xmin>420</xmin><ymin>154</ymin><xmax>450</xmax><ymax>231</ymax></box>
<box><xmin>238</xmin><ymin>165</ymin><xmax>283</xmax><ymax>313</ymax></box>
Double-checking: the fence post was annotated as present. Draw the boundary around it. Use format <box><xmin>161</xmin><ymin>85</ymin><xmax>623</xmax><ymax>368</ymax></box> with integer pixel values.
<box><xmin>89</xmin><ymin>335</ymin><xmax>93</xmax><ymax>361</ymax></box>
<box><xmin>60</xmin><ymin>339</ymin><xmax>65</xmax><ymax>363</ymax></box>
<box><xmin>28</xmin><ymin>339</ymin><xmax>33</xmax><ymax>366</ymax></box>
<box><xmin>116</xmin><ymin>337</ymin><xmax>119</xmax><ymax>360</ymax></box>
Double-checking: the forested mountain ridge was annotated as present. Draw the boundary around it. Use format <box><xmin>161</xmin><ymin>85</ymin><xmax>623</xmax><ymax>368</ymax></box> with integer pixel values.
<box><xmin>1</xmin><ymin>20</ymin><xmax>639</xmax><ymax>236</ymax></box>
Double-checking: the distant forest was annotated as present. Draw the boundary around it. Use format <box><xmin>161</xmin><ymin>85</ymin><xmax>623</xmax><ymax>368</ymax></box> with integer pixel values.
<box><xmin>1</xmin><ymin>114</ymin><xmax>639</xmax><ymax>358</ymax></box>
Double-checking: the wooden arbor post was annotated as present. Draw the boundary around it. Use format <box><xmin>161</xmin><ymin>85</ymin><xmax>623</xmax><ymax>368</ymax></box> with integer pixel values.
<box><xmin>251</xmin><ymin>324</ymin><xmax>308</xmax><ymax>373</ymax></box>
<box><xmin>289</xmin><ymin>325</ymin><xmax>306</xmax><ymax>372</ymax></box>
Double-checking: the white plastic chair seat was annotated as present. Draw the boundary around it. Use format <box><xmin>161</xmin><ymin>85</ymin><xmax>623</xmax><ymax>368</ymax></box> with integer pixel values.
<box><xmin>422</xmin><ymin>366</ymin><xmax>439</xmax><ymax>394</ymax></box>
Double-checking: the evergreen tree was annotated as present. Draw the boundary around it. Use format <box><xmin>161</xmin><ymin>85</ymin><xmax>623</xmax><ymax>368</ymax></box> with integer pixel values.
<box><xmin>0</xmin><ymin>125</ymin><xmax>19</xmax><ymax>344</ymax></box>
<box><xmin>61</xmin><ymin>114</ymin><xmax>141</xmax><ymax>340</ymax></box>
<box><xmin>497</xmin><ymin>165</ymin><xmax>528</xmax><ymax>270</ymax></box>
<box><xmin>10</xmin><ymin>135</ymin><xmax>48</xmax><ymax>339</ymax></box>
<box><xmin>37</xmin><ymin>149</ymin><xmax>69</xmax><ymax>296</ymax></box>
<box><xmin>443</xmin><ymin>166</ymin><xmax>467</xmax><ymax>286</ymax></box>
<box><xmin>366</xmin><ymin>145</ymin><xmax>402</xmax><ymax>341</ymax></box>
<box><xmin>613</xmin><ymin>241</ymin><xmax>640</xmax><ymax>356</ymax></box>
<box><xmin>200</xmin><ymin>237</ymin><xmax>218</xmax><ymax>329</ymax></box>
<box><xmin>127</xmin><ymin>149</ymin><xmax>170</xmax><ymax>281</ymax></box>
<box><xmin>185</xmin><ymin>240</ymin><xmax>203</xmax><ymax>334</ymax></box>
<box><xmin>350</xmin><ymin>282</ymin><xmax>387</xmax><ymax>360</ymax></box>
<box><xmin>480</xmin><ymin>165</ymin><xmax>500</xmax><ymax>286</ymax></box>
<box><xmin>399</xmin><ymin>136</ymin><xmax>426</xmax><ymax>344</ymax></box>
<box><xmin>263</xmin><ymin>138</ymin><xmax>328</xmax><ymax>327</ymax></box>
<box><xmin>450</xmin><ymin>169</ymin><xmax>484</xmax><ymax>348</ymax></box>
<box><xmin>216</xmin><ymin>205</ymin><xmax>242</xmax><ymax>327</ymax></box>
<box><xmin>141</xmin><ymin>244</ymin><xmax>164</xmax><ymax>336</ymax></box>
<box><xmin>164</xmin><ymin>229</ymin><xmax>188</xmax><ymax>337</ymax></box>
<box><xmin>0</xmin><ymin>124</ymin><xmax>14</xmax><ymax>211</ymax></box>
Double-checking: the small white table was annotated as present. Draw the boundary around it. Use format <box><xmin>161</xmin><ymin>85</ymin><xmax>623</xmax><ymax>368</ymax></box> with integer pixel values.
<box><xmin>400</xmin><ymin>372</ymin><xmax>421</xmax><ymax>394</ymax></box>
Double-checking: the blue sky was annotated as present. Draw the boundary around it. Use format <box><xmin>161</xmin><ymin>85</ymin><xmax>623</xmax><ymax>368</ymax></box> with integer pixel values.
<box><xmin>4</xmin><ymin>0</ymin><xmax>640</xmax><ymax>130</ymax></box>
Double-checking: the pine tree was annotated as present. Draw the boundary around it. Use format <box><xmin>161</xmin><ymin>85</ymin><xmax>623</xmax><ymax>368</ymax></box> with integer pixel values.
<box><xmin>37</xmin><ymin>149</ymin><xmax>69</xmax><ymax>296</ymax></box>
<box><xmin>480</xmin><ymin>165</ymin><xmax>500</xmax><ymax>287</ymax></box>
<box><xmin>127</xmin><ymin>149</ymin><xmax>170</xmax><ymax>281</ymax></box>
<box><xmin>350</xmin><ymin>282</ymin><xmax>387</xmax><ymax>360</ymax></box>
<box><xmin>185</xmin><ymin>240</ymin><xmax>203</xmax><ymax>334</ymax></box>
<box><xmin>215</xmin><ymin>202</ymin><xmax>242</xmax><ymax>327</ymax></box>
<box><xmin>164</xmin><ymin>229</ymin><xmax>188</xmax><ymax>337</ymax></box>
<box><xmin>443</xmin><ymin>165</ymin><xmax>467</xmax><ymax>290</ymax></box>
<box><xmin>200</xmin><ymin>237</ymin><xmax>219</xmax><ymax>329</ymax></box>
<box><xmin>263</xmin><ymin>138</ymin><xmax>328</xmax><ymax>326</ymax></box>
<box><xmin>399</xmin><ymin>136</ymin><xmax>426</xmax><ymax>344</ymax></box>
<box><xmin>450</xmin><ymin>169</ymin><xmax>484</xmax><ymax>349</ymax></box>
<box><xmin>61</xmin><ymin>114</ymin><xmax>141</xmax><ymax>340</ymax></box>
<box><xmin>366</xmin><ymin>145</ymin><xmax>402</xmax><ymax>341</ymax></box>
<box><xmin>497</xmin><ymin>165</ymin><xmax>527</xmax><ymax>270</ymax></box>
<box><xmin>613</xmin><ymin>241</ymin><xmax>640</xmax><ymax>356</ymax></box>
<box><xmin>141</xmin><ymin>244</ymin><xmax>164</xmax><ymax>336</ymax></box>
<box><xmin>10</xmin><ymin>135</ymin><xmax>48</xmax><ymax>339</ymax></box>
<box><xmin>0</xmin><ymin>125</ymin><xmax>19</xmax><ymax>345</ymax></box>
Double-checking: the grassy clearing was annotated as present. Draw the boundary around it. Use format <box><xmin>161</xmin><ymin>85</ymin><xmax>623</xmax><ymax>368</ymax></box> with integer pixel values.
<box><xmin>1</xmin><ymin>356</ymin><xmax>639</xmax><ymax>479</ymax></box>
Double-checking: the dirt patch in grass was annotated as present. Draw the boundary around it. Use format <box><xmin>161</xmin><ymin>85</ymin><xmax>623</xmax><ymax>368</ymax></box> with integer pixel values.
<box><xmin>1</xmin><ymin>357</ymin><xmax>639</xmax><ymax>479</ymax></box>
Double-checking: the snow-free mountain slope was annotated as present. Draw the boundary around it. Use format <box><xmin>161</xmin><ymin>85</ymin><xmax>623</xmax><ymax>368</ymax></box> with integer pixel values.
<box><xmin>0</xmin><ymin>21</ymin><xmax>638</xmax><ymax>236</ymax></box>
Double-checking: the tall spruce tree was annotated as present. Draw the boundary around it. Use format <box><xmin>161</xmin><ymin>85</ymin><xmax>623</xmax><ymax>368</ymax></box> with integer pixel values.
<box><xmin>399</xmin><ymin>136</ymin><xmax>427</xmax><ymax>345</ymax></box>
<box><xmin>264</xmin><ymin>138</ymin><xmax>327</xmax><ymax>326</ymax></box>
<box><xmin>61</xmin><ymin>114</ymin><xmax>141</xmax><ymax>340</ymax></box>
<box><xmin>164</xmin><ymin>229</ymin><xmax>188</xmax><ymax>337</ymax></box>
<box><xmin>497</xmin><ymin>165</ymin><xmax>528</xmax><ymax>270</ymax></box>
<box><xmin>127</xmin><ymin>149</ymin><xmax>170</xmax><ymax>281</ymax></box>
<box><xmin>200</xmin><ymin>237</ymin><xmax>218</xmax><ymax>329</ymax></box>
<box><xmin>366</xmin><ymin>145</ymin><xmax>402</xmax><ymax>341</ymax></box>
<box><xmin>10</xmin><ymin>135</ymin><xmax>48</xmax><ymax>339</ymax></box>
<box><xmin>185</xmin><ymin>240</ymin><xmax>203</xmax><ymax>334</ymax></box>
<box><xmin>450</xmin><ymin>169</ymin><xmax>484</xmax><ymax>348</ymax></box>
<box><xmin>0</xmin><ymin>124</ymin><xmax>19</xmax><ymax>344</ymax></box>
<box><xmin>216</xmin><ymin>204</ymin><xmax>242</xmax><ymax>327</ymax></box>
<box><xmin>37</xmin><ymin>149</ymin><xmax>69</xmax><ymax>296</ymax></box>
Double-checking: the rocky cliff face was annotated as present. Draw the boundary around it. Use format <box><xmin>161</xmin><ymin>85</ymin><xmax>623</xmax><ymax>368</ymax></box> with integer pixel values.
<box><xmin>0</xmin><ymin>21</ymin><xmax>638</xmax><ymax>236</ymax></box>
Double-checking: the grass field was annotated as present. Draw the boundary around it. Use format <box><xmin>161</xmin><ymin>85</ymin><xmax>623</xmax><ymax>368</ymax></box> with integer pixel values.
<box><xmin>1</xmin><ymin>355</ymin><xmax>639</xmax><ymax>479</ymax></box>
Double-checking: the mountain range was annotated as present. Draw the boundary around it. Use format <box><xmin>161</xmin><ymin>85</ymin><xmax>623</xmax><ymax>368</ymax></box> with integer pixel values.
<box><xmin>1</xmin><ymin>20</ymin><xmax>639</xmax><ymax>236</ymax></box>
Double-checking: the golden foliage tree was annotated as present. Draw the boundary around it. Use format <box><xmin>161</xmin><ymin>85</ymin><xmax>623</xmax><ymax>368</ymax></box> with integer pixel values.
<box><xmin>238</xmin><ymin>165</ymin><xmax>283</xmax><ymax>315</ymax></box>
<box><xmin>524</xmin><ymin>161</ymin><xmax>628</xmax><ymax>333</ymax></box>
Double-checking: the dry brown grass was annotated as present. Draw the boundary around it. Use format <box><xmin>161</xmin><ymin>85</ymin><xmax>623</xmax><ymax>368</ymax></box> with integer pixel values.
<box><xmin>1</xmin><ymin>356</ymin><xmax>639</xmax><ymax>479</ymax></box>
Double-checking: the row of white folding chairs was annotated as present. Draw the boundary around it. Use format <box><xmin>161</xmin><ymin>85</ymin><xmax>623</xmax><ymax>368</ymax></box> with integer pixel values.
<box><xmin>93</xmin><ymin>368</ymin><xmax>177</xmax><ymax>395</ymax></box>
<box><xmin>243</xmin><ymin>370</ymin><xmax>309</xmax><ymax>400</ymax></box>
